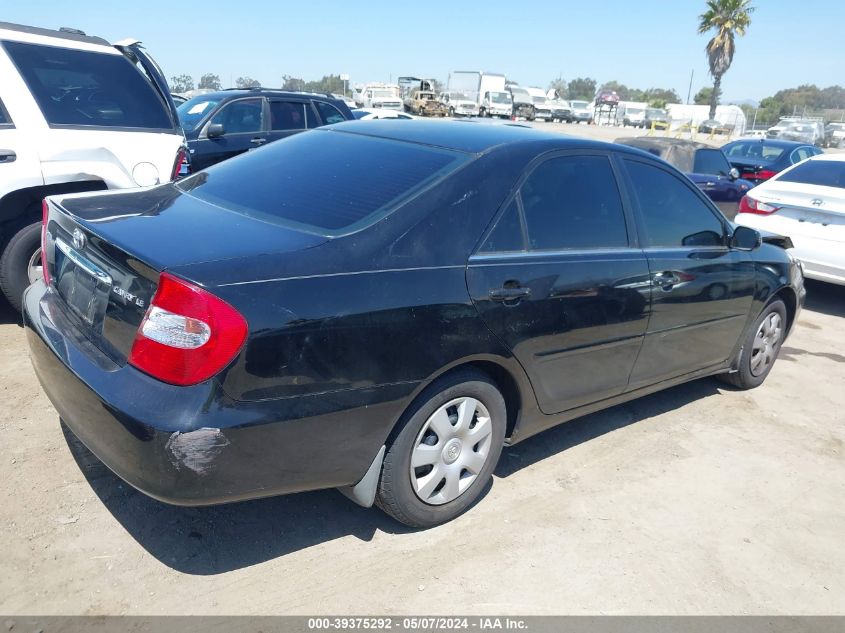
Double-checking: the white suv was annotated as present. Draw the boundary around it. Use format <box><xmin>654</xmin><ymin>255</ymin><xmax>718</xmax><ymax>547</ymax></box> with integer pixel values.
<box><xmin>0</xmin><ymin>22</ymin><xmax>185</xmax><ymax>311</ymax></box>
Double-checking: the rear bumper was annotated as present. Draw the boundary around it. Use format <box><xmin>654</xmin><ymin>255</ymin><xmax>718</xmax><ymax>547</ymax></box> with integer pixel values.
<box><xmin>24</xmin><ymin>281</ymin><xmax>410</xmax><ymax>505</ymax></box>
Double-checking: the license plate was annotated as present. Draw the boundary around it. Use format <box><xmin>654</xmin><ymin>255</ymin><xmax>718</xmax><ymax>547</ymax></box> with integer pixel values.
<box><xmin>54</xmin><ymin>238</ymin><xmax>112</xmax><ymax>328</ymax></box>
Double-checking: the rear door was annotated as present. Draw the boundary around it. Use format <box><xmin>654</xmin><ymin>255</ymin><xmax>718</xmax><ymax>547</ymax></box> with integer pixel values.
<box><xmin>467</xmin><ymin>152</ymin><xmax>651</xmax><ymax>415</ymax></box>
<box><xmin>620</xmin><ymin>157</ymin><xmax>755</xmax><ymax>387</ymax></box>
<box><xmin>113</xmin><ymin>41</ymin><xmax>181</xmax><ymax>131</ymax></box>
<box><xmin>265</xmin><ymin>98</ymin><xmax>314</xmax><ymax>145</ymax></box>
<box><xmin>193</xmin><ymin>97</ymin><xmax>266</xmax><ymax>170</ymax></box>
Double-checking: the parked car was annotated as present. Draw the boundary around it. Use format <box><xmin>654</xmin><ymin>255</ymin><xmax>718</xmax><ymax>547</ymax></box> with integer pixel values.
<box><xmin>0</xmin><ymin>21</ymin><xmax>184</xmax><ymax>312</ymax></box>
<box><xmin>721</xmin><ymin>139</ymin><xmax>822</xmax><ymax>186</ymax></box>
<box><xmin>620</xmin><ymin>105</ymin><xmax>646</xmax><ymax>128</ymax></box>
<box><xmin>548</xmin><ymin>99</ymin><xmax>573</xmax><ymax>123</ymax></box>
<box><xmin>507</xmin><ymin>86</ymin><xmax>535</xmax><ymax>120</ymax></box>
<box><xmin>27</xmin><ymin>120</ymin><xmax>803</xmax><ymax>528</ymax></box>
<box><xmin>569</xmin><ymin>100</ymin><xmax>592</xmax><ymax>124</ymax></box>
<box><xmin>823</xmin><ymin>122</ymin><xmax>845</xmax><ymax>148</ymax></box>
<box><xmin>595</xmin><ymin>90</ymin><xmax>620</xmax><ymax>106</ymax></box>
<box><xmin>767</xmin><ymin>119</ymin><xmax>824</xmax><ymax>146</ymax></box>
<box><xmin>479</xmin><ymin>90</ymin><xmax>513</xmax><ymax>119</ymax></box>
<box><xmin>530</xmin><ymin>96</ymin><xmax>554</xmax><ymax>122</ymax></box>
<box><xmin>698</xmin><ymin>119</ymin><xmax>734</xmax><ymax>135</ymax></box>
<box><xmin>735</xmin><ymin>153</ymin><xmax>845</xmax><ymax>286</ymax></box>
<box><xmin>354</xmin><ymin>84</ymin><xmax>403</xmax><ymax>110</ymax></box>
<box><xmin>176</xmin><ymin>89</ymin><xmax>354</xmax><ymax>171</ymax></box>
<box><xmin>438</xmin><ymin>92</ymin><xmax>478</xmax><ymax>118</ymax></box>
<box><xmin>616</xmin><ymin>137</ymin><xmax>753</xmax><ymax>217</ymax></box>
<box><xmin>352</xmin><ymin>108</ymin><xmax>416</xmax><ymax>120</ymax></box>
<box><xmin>171</xmin><ymin>93</ymin><xmax>188</xmax><ymax>106</ymax></box>
<box><xmin>644</xmin><ymin>107</ymin><xmax>671</xmax><ymax>130</ymax></box>
<box><xmin>407</xmin><ymin>91</ymin><xmax>447</xmax><ymax>117</ymax></box>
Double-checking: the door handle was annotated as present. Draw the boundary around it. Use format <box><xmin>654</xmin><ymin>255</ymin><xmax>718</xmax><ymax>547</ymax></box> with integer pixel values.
<box><xmin>489</xmin><ymin>286</ymin><xmax>531</xmax><ymax>303</ymax></box>
<box><xmin>652</xmin><ymin>271</ymin><xmax>681</xmax><ymax>288</ymax></box>
<box><xmin>250</xmin><ymin>137</ymin><xmax>267</xmax><ymax>146</ymax></box>
<box><xmin>0</xmin><ymin>150</ymin><xmax>16</xmax><ymax>163</ymax></box>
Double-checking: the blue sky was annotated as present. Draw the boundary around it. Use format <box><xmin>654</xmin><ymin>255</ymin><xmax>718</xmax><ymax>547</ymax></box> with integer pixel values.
<box><xmin>5</xmin><ymin>0</ymin><xmax>843</xmax><ymax>102</ymax></box>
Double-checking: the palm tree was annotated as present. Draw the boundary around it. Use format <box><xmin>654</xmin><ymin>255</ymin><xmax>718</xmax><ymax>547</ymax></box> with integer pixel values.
<box><xmin>698</xmin><ymin>0</ymin><xmax>755</xmax><ymax>120</ymax></box>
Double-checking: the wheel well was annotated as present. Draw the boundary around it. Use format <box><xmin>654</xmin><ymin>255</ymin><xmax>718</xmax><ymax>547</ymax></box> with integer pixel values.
<box><xmin>772</xmin><ymin>286</ymin><xmax>798</xmax><ymax>333</ymax></box>
<box><xmin>0</xmin><ymin>181</ymin><xmax>107</xmax><ymax>230</ymax></box>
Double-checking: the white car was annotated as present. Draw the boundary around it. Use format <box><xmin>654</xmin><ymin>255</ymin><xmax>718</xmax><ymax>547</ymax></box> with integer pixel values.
<box><xmin>438</xmin><ymin>92</ymin><xmax>479</xmax><ymax>117</ymax></box>
<box><xmin>735</xmin><ymin>153</ymin><xmax>845</xmax><ymax>285</ymax></box>
<box><xmin>0</xmin><ymin>22</ymin><xmax>184</xmax><ymax>311</ymax></box>
<box><xmin>352</xmin><ymin>108</ymin><xmax>417</xmax><ymax>120</ymax></box>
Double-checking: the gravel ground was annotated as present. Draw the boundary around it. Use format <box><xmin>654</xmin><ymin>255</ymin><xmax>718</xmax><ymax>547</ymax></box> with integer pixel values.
<box><xmin>0</xmin><ymin>124</ymin><xmax>844</xmax><ymax>614</ymax></box>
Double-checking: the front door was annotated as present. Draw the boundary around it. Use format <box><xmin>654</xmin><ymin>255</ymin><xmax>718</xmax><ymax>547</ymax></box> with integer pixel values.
<box><xmin>467</xmin><ymin>153</ymin><xmax>651</xmax><ymax>415</ymax></box>
<box><xmin>193</xmin><ymin>97</ymin><xmax>266</xmax><ymax>170</ymax></box>
<box><xmin>620</xmin><ymin>157</ymin><xmax>756</xmax><ymax>388</ymax></box>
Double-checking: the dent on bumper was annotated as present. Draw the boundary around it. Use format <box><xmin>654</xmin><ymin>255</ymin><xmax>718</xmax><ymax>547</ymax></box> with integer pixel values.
<box><xmin>24</xmin><ymin>282</ymin><xmax>413</xmax><ymax>506</ymax></box>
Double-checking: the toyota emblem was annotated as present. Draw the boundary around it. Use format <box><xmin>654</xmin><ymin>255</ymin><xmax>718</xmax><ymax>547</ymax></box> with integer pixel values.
<box><xmin>71</xmin><ymin>228</ymin><xmax>87</xmax><ymax>250</ymax></box>
<box><xmin>811</xmin><ymin>198</ymin><xmax>824</xmax><ymax>207</ymax></box>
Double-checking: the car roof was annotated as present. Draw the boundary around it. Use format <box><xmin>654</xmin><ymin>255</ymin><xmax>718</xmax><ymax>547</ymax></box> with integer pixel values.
<box><xmin>615</xmin><ymin>136</ymin><xmax>713</xmax><ymax>151</ymax></box>
<box><xmin>327</xmin><ymin>119</ymin><xmax>629</xmax><ymax>154</ymax></box>
<box><xmin>0</xmin><ymin>21</ymin><xmax>111</xmax><ymax>47</ymax></box>
<box><xmin>197</xmin><ymin>89</ymin><xmax>341</xmax><ymax>101</ymax></box>
<box><xmin>724</xmin><ymin>138</ymin><xmax>813</xmax><ymax>149</ymax></box>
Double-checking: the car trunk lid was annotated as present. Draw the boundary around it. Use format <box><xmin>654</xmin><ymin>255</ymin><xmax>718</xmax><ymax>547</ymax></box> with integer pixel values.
<box><xmin>754</xmin><ymin>182</ymin><xmax>845</xmax><ymax>241</ymax></box>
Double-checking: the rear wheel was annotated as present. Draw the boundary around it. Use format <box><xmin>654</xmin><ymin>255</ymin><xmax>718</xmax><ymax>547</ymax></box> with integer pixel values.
<box><xmin>0</xmin><ymin>219</ymin><xmax>42</xmax><ymax>312</ymax></box>
<box><xmin>720</xmin><ymin>299</ymin><xmax>787</xmax><ymax>389</ymax></box>
<box><xmin>376</xmin><ymin>370</ymin><xmax>506</xmax><ymax>528</ymax></box>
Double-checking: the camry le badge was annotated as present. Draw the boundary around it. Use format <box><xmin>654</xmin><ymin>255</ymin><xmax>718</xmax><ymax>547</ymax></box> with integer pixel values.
<box><xmin>71</xmin><ymin>228</ymin><xmax>87</xmax><ymax>250</ymax></box>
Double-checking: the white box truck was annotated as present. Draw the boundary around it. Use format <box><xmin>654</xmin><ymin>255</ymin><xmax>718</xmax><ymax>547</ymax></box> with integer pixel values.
<box><xmin>448</xmin><ymin>71</ymin><xmax>512</xmax><ymax>119</ymax></box>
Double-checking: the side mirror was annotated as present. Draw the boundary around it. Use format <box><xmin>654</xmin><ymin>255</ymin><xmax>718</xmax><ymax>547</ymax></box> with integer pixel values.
<box><xmin>730</xmin><ymin>225</ymin><xmax>762</xmax><ymax>251</ymax></box>
<box><xmin>729</xmin><ymin>167</ymin><xmax>740</xmax><ymax>180</ymax></box>
<box><xmin>206</xmin><ymin>123</ymin><xmax>225</xmax><ymax>138</ymax></box>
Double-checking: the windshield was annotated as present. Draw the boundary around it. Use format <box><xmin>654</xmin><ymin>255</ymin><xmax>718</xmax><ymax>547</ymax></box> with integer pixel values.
<box><xmin>571</xmin><ymin>101</ymin><xmax>588</xmax><ymax>109</ymax></box>
<box><xmin>176</xmin><ymin>130</ymin><xmax>470</xmax><ymax>235</ymax></box>
<box><xmin>777</xmin><ymin>160</ymin><xmax>845</xmax><ymax>189</ymax></box>
<box><xmin>510</xmin><ymin>88</ymin><xmax>530</xmax><ymax>98</ymax></box>
<box><xmin>451</xmin><ymin>93</ymin><xmax>469</xmax><ymax>100</ymax></box>
<box><xmin>646</xmin><ymin>108</ymin><xmax>666</xmax><ymax>117</ymax></box>
<box><xmin>372</xmin><ymin>90</ymin><xmax>395</xmax><ymax>98</ymax></box>
<box><xmin>491</xmin><ymin>92</ymin><xmax>511</xmax><ymax>104</ymax></box>
<box><xmin>626</xmin><ymin>108</ymin><xmax>644</xmax><ymax>115</ymax></box>
<box><xmin>724</xmin><ymin>141</ymin><xmax>785</xmax><ymax>162</ymax></box>
<box><xmin>532</xmin><ymin>96</ymin><xmax>547</xmax><ymax>104</ymax></box>
<box><xmin>177</xmin><ymin>97</ymin><xmax>221</xmax><ymax>131</ymax></box>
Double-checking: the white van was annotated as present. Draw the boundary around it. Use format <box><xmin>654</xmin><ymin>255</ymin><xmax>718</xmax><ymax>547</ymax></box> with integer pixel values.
<box><xmin>0</xmin><ymin>22</ymin><xmax>184</xmax><ymax>311</ymax></box>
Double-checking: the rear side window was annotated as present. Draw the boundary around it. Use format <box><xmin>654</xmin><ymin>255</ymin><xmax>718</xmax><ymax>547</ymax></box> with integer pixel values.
<box><xmin>778</xmin><ymin>160</ymin><xmax>845</xmax><ymax>189</ymax></box>
<box><xmin>4</xmin><ymin>41</ymin><xmax>172</xmax><ymax>130</ymax></box>
<box><xmin>625</xmin><ymin>160</ymin><xmax>725</xmax><ymax>248</ymax></box>
<box><xmin>177</xmin><ymin>130</ymin><xmax>468</xmax><ymax>235</ymax></box>
<box><xmin>315</xmin><ymin>101</ymin><xmax>346</xmax><ymax>125</ymax></box>
<box><xmin>693</xmin><ymin>149</ymin><xmax>731</xmax><ymax>176</ymax></box>
<box><xmin>481</xmin><ymin>200</ymin><xmax>524</xmax><ymax>253</ymax></box>
<box><xmin>519</xmin><ymin>155</ymin><xmax>628</xmax><ymax>250</ymax></box>
<box><xmin>269</xmin><ymin>101</ymin><xmax>307</xmax><ymax>131</ymax></box>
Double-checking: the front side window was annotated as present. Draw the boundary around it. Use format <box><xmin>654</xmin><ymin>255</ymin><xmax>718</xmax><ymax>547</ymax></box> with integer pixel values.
<box><xmin>693</xmin><ymin>149</ymin><xmax>731</xmax><ymax>176</ymax></box>
<box><xmin>4</xmin><ymin>41</ymin><xmax>173</xmax><ymax>130</ymax></box>
<box><xmin>516</xmin><ymin>155</ymin><xmax>628</xmax><ymax>251</ymax></box>
<box><xmin>624</xmin><ymin>160</ymin><xmax>725</xmax><ymax>248</ymax></box>
<box><xmin>314</xmin><ymin>101</ymin><xmax>346</xmax><ymax>125</ymax></box>
<box><xmin>210</xmin><ymin>98</ymin><xmax>264</xmax><ymax>134</ymax></box>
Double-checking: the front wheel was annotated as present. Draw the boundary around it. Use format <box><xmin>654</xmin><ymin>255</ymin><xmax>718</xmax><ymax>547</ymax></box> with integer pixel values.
<box><xmin>720</xmin><ymin>299</ymin><xmax>787</xmax><ymax>389</ymax></box>
<box><xmin>376</xmin><ymin>370</ymin><xmax>506</xmax><ymax>528</ymax></box>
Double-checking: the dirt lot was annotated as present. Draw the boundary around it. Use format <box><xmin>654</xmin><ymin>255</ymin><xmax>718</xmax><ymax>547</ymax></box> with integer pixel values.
<box><xmin>1</xmin><ymin>124</ymin><xmax>844</xmax><ymax>615</ymax></box>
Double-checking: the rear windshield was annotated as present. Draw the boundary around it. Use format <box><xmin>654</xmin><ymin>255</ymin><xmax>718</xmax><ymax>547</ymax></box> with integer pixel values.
<box><xmin>778</xmin><ymin>160</ymin><xmax>845</xmax><ymax>189</ymax></box>
<box><xmin>176</xmin><ymin>130</ymin><xmax>469</xmax><ymax>235</ymax></box>
<box><xmin>725</xmin><ymin>141</ymin><xmax>785</xmax><ymax>162</ymax></box>
<box><xmin>4</xmin><ymin>41</ymin><xmax>173</xmax><ymax>130</ymax></box>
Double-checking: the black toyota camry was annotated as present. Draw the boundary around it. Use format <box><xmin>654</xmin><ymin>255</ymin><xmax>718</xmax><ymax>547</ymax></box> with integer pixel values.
<box><xmin>25</xmin><ymin>120</ymin><xmax>805</xmax><ymax>528</ymax></box>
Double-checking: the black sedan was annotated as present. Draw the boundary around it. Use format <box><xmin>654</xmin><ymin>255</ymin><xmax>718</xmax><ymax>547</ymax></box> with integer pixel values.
<box><xmin>721</xmin><ymin>138</ymin><xmax>823</xmax><ymax>185</ymax></box>
<box><xmin>25</xmin><ymin>121</ymin><xmax>804</xmax><ymax>528</ymax></box>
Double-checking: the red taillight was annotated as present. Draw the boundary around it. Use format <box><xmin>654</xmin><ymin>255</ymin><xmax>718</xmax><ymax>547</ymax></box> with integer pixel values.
<box><xmin>128</xmin><ymin>272</ymin><xmax>248</xmax><ymax>386</ymax></box>
<box><xmin>738</xmin><ymin>195</ymin><xmax>780</xmax><ymax>216</ymax></box>
<box><xmin>41</xmin><ymin>200</ymin><xmax>51</xmax><ymax>285</ymax></box>
<box><xmin>170</xmin><ymin>147</ymin><xmax>188</xmax><ymax>181</ymax></box>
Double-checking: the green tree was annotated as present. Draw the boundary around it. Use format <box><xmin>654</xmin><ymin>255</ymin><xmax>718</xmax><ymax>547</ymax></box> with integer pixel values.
<box><xmin>694</xmin><ymin>86</ymin><xmax>715</xmax><ymax>105</ymax></box>
<box><xmin>698</xmin><ymin>0</ymin><xmax>754</xmax><ymax>119</ymax></box>
<box><xmin>281</xmin><ymin>75</ymin><xmax>306</xmax><ymax>91</ymax></box>
<box><xmin>169</xmin><ymin>74</ymin><xmax>193</xmax><ymax>93</ymax></box>
<box><xmin>599</xmin><ymin>81</ymin><xmax>630</xmax><ymax>100</ymax></box>
<box><xmin>567</xmin><ymin>77</ymin><xmax>597</xmax><ymax>101</ymax></box>
<box><xmin>236</xmin><ymin>76</ymin><xmax>261</xmax><ymax>89</ymax></box>
<box><xmin>198</xmin><ymin>73</ymin><xmax>221</xmax><ymax>90</ymax></box>
<box><xmin>547</xmin><ymin>77</ymin><xmax>567</xmax><ymax>99</ymax></box>
<box><xmin>642</xmin><ymin>88</ymin><xmax>681</xmax><ymax>107</ymax></box>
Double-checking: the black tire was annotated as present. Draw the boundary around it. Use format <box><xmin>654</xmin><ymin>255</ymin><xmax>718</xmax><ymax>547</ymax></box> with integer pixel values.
<box><xmin>0</xmin><ymin>220</ymin><xmax>41</xmax><ymax>313</ymax></box>
<box><xmin>448</xmin><ymin>107</ymin><xmax>455</xmax><ymax>117</ymax></box>
<box><xmin>376</xmin><ymin>369</ymin><xmax>506</xmax><ymax>528</ymax></box>
<box><xmin>720</xmin><ymin>299</ymin><xmax>787</xmax><ymax>390</ymax></box>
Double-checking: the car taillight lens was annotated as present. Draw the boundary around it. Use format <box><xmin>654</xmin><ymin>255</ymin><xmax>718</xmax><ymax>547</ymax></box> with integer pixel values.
<box><xmin>129</xmin><ymin>272</ymin><xmax>247</xmax><ymax>386</ymax></box>
<box><xmin>755</xmin><ymin>169</ymin><xmax>777</xmax><ymax>180</ymax></box>
<box><xmin>41</xmin><ymin>200</ymin><xmax>51</xmax><ymax>285</ymax></box>
<box><xmin>171</xmin><ymin>147</ymin><xmax>188</xmax><ymax>181</ymax></box>
<box><xmin>738</xmin><ymin>195</ymin><xmax>780</xmax><ymax>216</ymax></box>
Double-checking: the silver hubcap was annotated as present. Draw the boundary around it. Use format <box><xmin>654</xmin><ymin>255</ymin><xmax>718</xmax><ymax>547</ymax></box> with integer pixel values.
<box><xmin>27</xmin><ymin>247</ymin><xmax>42</xmax><ymax>285</ymax></box>
<box><xmin>410</xmin><ymin>397</ymin><xmax>493</xmax><ymax>506</ymax></box>
<box><xmin>750</xmin><ymin>312</ymin><xmax>783</xmax><ymax>377</ymax></box>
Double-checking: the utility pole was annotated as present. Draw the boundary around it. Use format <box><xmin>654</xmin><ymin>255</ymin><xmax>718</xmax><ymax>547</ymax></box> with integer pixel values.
<box><xmin>686</xmin><ymin>69</ymin><xmax>694</xmax><ymax>105</ymax></box>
